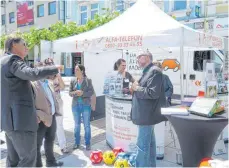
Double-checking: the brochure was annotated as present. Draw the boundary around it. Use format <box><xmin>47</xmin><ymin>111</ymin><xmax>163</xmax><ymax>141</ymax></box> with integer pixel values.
<box><xmin>189</xmin><ymin>97</ymin><xmax>224</xmax><ymax>117</ymax></box>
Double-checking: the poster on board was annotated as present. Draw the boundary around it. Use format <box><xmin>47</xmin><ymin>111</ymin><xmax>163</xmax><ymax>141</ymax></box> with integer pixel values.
<box><xmin>17</xmin><ymin>1</ymin><xmax>34</xmax><ymax>27</ymax></box>
<box><xmin>124</xmin><ymin>51</ymin><xmax>143</xmax><ymax>80</ymax></box>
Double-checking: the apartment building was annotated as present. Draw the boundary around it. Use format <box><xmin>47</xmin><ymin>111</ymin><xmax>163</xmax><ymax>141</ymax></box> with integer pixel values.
<box><xmin>1</xmin><ymin>0</ymin><xmax>227</xmax><ymax>75</ymax></box>
<box><xmin>1</xmin><ymin>0</ymin><xmax>61</xmax><ymax>35</ymax></box>
<box><xmin>163</xmin><ymin>0</ymin><xmax>228</xmax><ymax>37</ymax></box>
<box><xmin>61</xmin><ymin>0</ymin><xmax>140</xmax><ymax>25</ymax></box>
<box><xmin>0</xmin><ymin>0</ymin><xmax>63</xmax><ymax>63</ymax></box>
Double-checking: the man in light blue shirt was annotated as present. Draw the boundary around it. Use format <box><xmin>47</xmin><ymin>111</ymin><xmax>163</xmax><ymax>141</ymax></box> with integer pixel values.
<box><xmin>36</xmin><ymin>78</ymin><xmax>64</xmax><ymax>167</ymax></box>
<box><xmin>40</xmin><ymin>79</ymin><xmax>55</xmax><ymax>115</ymax></box>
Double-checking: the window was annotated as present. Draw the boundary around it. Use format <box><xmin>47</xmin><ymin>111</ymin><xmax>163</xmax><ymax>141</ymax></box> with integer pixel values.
<box><xmin>80</xmin><ymin>6</ymin><xmax>87</xmax><ymax>25</ymax></box>
<box><xmin>91</xmin><ymin>3</ymin><xmax>98</xmax><ymax>20</ymax></box>
<box><xmin>2</xmin><ymin>14</ymin><xmax>5</xmax><ymax>25</ymax></box>
<box><xmin>48</xmin><ymin>1</ymin><xmax>56</xmax><ymax>15</ymax></box>
<box><xmin>130</xmin><ymin>2</ymin><xmax>135</xmax><ymax>7</ymax></box>
<box><xmin>9</xmin><ymin>12</ymin><xmax>15</xmax><ymax>23</ymax></box>
<box><xmin>212</xmin><ymin>52</ymin><xmax>223</xmax><ymax>74</ymax></box>
<box><xmin>116</xmin><ymin>0</ymin><xmax>124</xmax><ymax>12</ymax></box>
<box><xmin>37</xmin><ymin>4</ymin><xmax>44</xmax><ymax>17</ymax></box>
<box><xmin>66</xmin><ymin>1</ymin><xmax>71</xmax><ymax>18</ymax></box>
<box><xmin>28</xmin><ymin>1</ymin><xmax>33</xmax><ymax>6</ymax></box>
<box><xmin>194</xmin><ymin>50</ymin><xmax>224</xmax><ymax>74</ymax></box>
<box><xmin>174</xmin><ymin>0</ymin><xmax>187</xmax><ymax>10</ymax></box>
<box><xmin>59</xmin><ymin>1</ymin><xmax>65</xmax><ymax>20</ymax></box>
<box><xmin>194</xmin><ymin>51</ymin><xmax>212</xmax><ymax>71</ymax></box>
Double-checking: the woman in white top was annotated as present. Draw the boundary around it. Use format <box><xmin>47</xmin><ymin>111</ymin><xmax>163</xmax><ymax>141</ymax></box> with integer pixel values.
<box><xmin>44</xmin><ymin>58</ymin><xmax>69</xmax><ymax>153</ymax></box>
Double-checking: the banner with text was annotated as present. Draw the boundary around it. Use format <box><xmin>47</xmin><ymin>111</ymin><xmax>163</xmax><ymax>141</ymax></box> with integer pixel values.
<box><xmin>124</xmin><ymin>51</ymin><xmax>143</xmax><ymax>81</ymax></box>
<box><xmin>105</xmin><ymin>96</ymin><xmax>165</xmax><ymax>155</ymax></box>
<box><xmin>106</xmin><ymin>97</ymin><xmax>138</xmax><ymax>151</ymax></box>
<box><xmin>17</xmin><ymin>1</ymin><xmax>34</xmax><ymax>27</ymax></box>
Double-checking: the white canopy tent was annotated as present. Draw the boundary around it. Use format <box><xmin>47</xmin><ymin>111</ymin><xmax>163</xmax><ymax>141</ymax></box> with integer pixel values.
<box><xmin>53</xmin><ymin>0</ymin><xmax>224</xmax><ymax>52</ymax></box>
<box><xmin>53</xmin><ymin>0</ymin><xmax>225</xmax><ymax>99</ymax></box>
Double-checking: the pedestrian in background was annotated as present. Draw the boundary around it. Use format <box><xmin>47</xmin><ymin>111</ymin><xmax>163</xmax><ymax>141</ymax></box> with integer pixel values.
<box><xmin>153</xmin><ymin>61</ymin><xmax>173</xmax><ymax>106</ymax></box>
<box><xmin>69</xmin><ymin>65</ymin><xmax>95</xmax><ymax>151</ymax></box>
<box><xmin>44</xmin><ymin>58</ymin><xmax>69</xmax><ymax>154</ymax></box>
<box><xmin>131</xmin><ymin>51</ymin><xmax>167</xmax><ymax>167</ymax></box>
<box><xmin>1</xmin><ymin>37</ymin><xmax>60</xmax><ymax>167</ymax></box>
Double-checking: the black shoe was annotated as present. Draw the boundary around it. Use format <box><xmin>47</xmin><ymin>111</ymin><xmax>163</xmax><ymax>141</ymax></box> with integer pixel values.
<box><xmin>36</xmin><ymin>164</ymin><xmax>43</xmax><ymax>167</ymax></box>
<box><xmin>46</xmin><ymin>161</ymin><xmax>64</xmax><ymax>167</ymax></box>
<box><xmin>61</xmin><ymin>147</ymin><xmax>69</xmax><ymax>154</ymax></box>
<box><xmin>73</xmin><ymin>144</ymin><xmax>80</xmax><ymax>150</ymax></box>
<box><xmin>86</xmin><ymin>145</ymin><xmax>91</xmax><ymax>151</ymax></box>
<box><xmin>0</xmin><ymin>140</ymin><xmax>5</xmax><ymax>144</ymax></box>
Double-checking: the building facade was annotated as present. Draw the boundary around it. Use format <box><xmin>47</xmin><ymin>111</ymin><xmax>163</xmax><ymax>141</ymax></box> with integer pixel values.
<box><xmin>1</xmin><ymin>0</ymin><xmax>61</xmax><ymax>65</ymax></box>
<box><xmin>68</xmin><ymin>0</ymin><xmax>228</xmax><ymax>38</ymax></box>
<box><xmin>164</xmin><ymin>0</ymin><xmax>228</xmax><ymax>37</ymax></box>
<box><xmin>1</xmin><ymin>0</ymin><xmax>60</xmax><ymax>34</ymax></box>
<box><xmin>1</xmin><ymin>0</ymin><xmax>228</xmax><ymax>76</ymax></box>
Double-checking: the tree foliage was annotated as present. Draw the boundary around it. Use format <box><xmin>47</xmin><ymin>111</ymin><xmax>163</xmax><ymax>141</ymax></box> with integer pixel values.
<box><xmin>0</xmin><ymin>9</ymin><xmax>119</xmax><ymax>50</ymax></box>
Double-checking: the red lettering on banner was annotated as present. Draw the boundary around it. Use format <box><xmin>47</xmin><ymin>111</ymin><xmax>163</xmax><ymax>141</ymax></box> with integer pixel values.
<box><xmin>106</xmin><ymin>38</ymin><xmax>110</xmax><ymax>43</ymax></box>
<box><xmin>121</xmin><ymin>36</ymin><xmax>126</xmax><ymax>42</ymax></box>
<box><xmin>104</xmin><ymin>35</ymin><xmax>143</xmax><ymax>49</ymax></box>
<box><xmin>199</xmin><ymin>33</ymin><xmax>223</xmax><ymax>49</ymax></box>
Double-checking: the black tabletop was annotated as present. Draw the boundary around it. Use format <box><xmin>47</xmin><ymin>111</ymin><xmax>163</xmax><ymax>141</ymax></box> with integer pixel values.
<box><xmin>167</xmin><ymin>111</ymin><xmax>228</xmax><ymax>122</ymax></box>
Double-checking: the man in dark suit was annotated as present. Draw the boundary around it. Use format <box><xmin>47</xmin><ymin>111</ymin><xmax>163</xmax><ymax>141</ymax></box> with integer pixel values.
<box><xmin>1</xmin><ymin>37</ymin><xmax>60</xmax><ymax>167</ymax></box>
<box><xmin>131</xmin><ymin>51</ymin><xmax>167</xmax><ymax>167</ymax></box>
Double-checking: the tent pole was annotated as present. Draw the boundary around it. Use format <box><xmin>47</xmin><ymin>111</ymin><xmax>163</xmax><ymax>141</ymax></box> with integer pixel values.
<box><xmin>180</xmin><ymin>27</ymin><xmax>184</xmax><ymax>101</ymax></box>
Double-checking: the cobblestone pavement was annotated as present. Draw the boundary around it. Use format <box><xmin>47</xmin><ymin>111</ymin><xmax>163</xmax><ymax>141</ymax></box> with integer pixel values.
<box><xmin>0</xmin><ymin>91</ymin><xmax>106</xmax><ymax>166</ymax></box>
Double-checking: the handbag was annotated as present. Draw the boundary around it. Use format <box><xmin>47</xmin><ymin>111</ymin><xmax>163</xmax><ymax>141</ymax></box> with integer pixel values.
<box><xmin>85</xmin><ymin>78</ymin><xmax>96</xmax><ymax>111</ymax></box>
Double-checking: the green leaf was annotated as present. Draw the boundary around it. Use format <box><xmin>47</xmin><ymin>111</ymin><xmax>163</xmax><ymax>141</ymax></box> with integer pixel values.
<box><xmin>0</xmin><ymin>9</ymin><xmax>119</xmax><ymax>50</ymax></box>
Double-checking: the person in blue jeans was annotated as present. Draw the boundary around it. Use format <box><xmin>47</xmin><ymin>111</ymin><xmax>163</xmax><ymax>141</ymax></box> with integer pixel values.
<box><xmin>131</xmin><ymin>51</ymin><xmax>167</xmax><ymax>167</ymax></box>
<box><xmin>69</xmin><ymin>65</ymin><xmax>95</xmax><ymax>151</ymax></box>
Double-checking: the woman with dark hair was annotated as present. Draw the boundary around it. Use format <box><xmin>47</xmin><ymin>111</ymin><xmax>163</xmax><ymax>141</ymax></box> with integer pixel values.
<box><xmin>114</xmin><ymin>59</ymin><xmax>135</xmax><ymax>94</ymax></box>
<box><xmin>69</xmin><ymin>64</ymin><xmax>95</xmax><ymax>150</ymax></box>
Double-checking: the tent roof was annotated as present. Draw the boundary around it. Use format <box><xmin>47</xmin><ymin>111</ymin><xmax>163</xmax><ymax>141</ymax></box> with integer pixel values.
<box><xmin>53</xmin><ymin>0</ymin><xmax>224</xmax><ymax>52</ymax></box>
<box><xmin>55</xmin><ymin>0</ymin><xmax>185</xmax><ymax>43</ymax></box>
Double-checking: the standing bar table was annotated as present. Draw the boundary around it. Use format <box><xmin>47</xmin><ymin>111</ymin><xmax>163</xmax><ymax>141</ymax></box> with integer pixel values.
<box><xmin>165</xmin><ymin>112</ymin><xmax>228</xmax><ymax>167</ymax></box>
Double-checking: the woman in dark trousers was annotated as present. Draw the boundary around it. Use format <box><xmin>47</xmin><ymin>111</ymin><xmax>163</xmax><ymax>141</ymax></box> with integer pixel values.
<box><xmin>69</xmin><ymin>65</ymin><xmax>94</xmax><ymax>150</ymax></box>
<box><xmin>114</xmin><ymin>59</ymin><xmax>135</xmax><ymax>94</ymax></box>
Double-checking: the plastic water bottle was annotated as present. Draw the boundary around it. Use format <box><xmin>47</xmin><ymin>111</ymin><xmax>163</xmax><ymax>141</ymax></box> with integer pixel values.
<box><xmin>103</xmin><ymin>72</ymin><xmax>111</xmax><ymax>95</ymax></box>
<box><xmin>109</xmin><ymin>72</ymin><xmax>116</xmax><ymax>96</ymax></box>
<box><xmin>115</xmin><ymin>72</ymin><xmax>123</xmax><ymax>96</ymax></box>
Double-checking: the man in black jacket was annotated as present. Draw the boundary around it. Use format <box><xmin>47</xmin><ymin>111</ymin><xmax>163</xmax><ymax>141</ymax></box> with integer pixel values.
<box><xmin>131</xmin><ymin>51</ymin><xmax>167</xmax><ymax>167</ymax></box>
<box><xmin>1</xmin><ymin>37</ymin><xmax>61</xmax><ymax>167</ymax></box>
